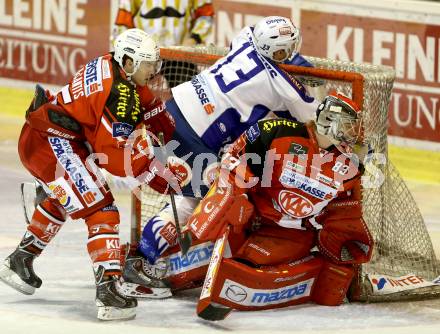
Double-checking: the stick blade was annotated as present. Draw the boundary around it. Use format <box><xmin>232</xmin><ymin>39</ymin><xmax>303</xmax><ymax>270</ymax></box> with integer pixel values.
<box><xmin>179</xmin><ymin>232</ymin><xmax>192</xmax><ymax>256</ymax></box>
<box><xmin>197</xmin><ymin>301</ymin><xmax>232</xmax><ymax>321</ymax></box>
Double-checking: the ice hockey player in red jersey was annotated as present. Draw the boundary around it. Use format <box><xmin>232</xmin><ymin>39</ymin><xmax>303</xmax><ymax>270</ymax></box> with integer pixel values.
<box><xmin>158</xmin><ymin>93</ymin><xmax>374</xmax><ymax>319</ymax></box>
<box><xmin>0</xmin><ymin>28</ymin><xmax>176</xmax><ymax>321</ymax></box>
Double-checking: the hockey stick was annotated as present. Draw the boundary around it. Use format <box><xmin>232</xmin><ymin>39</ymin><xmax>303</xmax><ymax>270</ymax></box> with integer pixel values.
<box><xmin>157</xmin><ymin>132</ymin><xmax>191</xmax><ymax>256</ymax></box>
<box><xmin>20</xmin><ymin>183</ymin><xmax>32</xmax><ymax>225</ymax></box>
<box><xmin>20</xmin><ymin>182</ymin><xmax>47</xmax><ymax>225</ymax></box>
<box><xmin>197</xmin><ymin>225</ymin><xmax>232</xmax><ymax>321</ymax></box>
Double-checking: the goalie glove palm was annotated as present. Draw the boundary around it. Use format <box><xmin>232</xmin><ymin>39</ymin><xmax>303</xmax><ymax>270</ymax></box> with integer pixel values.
<box><xmin>317</xmin><ymin>199</ymin><xmax>373</xmax><ymax>265</ymax></box>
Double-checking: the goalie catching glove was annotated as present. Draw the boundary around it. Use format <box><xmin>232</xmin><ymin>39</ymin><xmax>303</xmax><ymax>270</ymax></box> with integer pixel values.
<box><xmin>315</xmin><ymin>198</ymin><xmax>373</xmax><ymax>265</ymax></box>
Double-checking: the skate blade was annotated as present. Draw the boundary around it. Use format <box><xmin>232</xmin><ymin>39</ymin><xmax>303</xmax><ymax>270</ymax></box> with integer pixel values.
<box><xmin>97</xmin><ymin>305</ymin><xmax>136</xmax><ymax>321</ymax></box>
<box><xmin>120</xmin><ymin>282</ymin><xmax>172</xmax><ymax>299</ymax></box>
<box><xmin>0</xmin><ymin>263</ymin><xmax>36</xmax><ymax>295</ymax></box>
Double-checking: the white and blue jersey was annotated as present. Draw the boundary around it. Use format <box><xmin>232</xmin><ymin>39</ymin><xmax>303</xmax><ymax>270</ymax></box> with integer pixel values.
<box><xmin>171</xmin><ymin>26</ymin><xmax>319</xmax><ymax>153</ymax></box>
<box><xmin>139</xmin><ymin>29</ymin><xmax>319</xmax><ymax>264</ymax></box>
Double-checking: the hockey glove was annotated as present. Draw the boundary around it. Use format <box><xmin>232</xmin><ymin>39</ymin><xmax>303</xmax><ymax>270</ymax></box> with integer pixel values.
<box><xmin>317</xmin><ymin>199</ymin><xmax>373</xmax><ymax>265</ymax></box>
<box><xmin>141</xmin><ymin>158</ymin><xmax>181</xmax><ymax>194</ymax></box>
<box><xmin>143</xmin><ymin>100</ymin><xmax>175</xmax><ymax>143</ymax></box>
<box><xmin>132</xmin><ymin>137</ymin><xmax>181</xmax><ymax>194</ymax></box>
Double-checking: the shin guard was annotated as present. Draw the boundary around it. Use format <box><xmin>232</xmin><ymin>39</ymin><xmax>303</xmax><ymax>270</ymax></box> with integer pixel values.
<box><xmin>85</xmin><ymin>206</ymin><xmax>121</xmax><ymax>276</ymax></box>
<box><xmin>23</xmin><ymin>198</ymin><xmax>66</xmax><ymax>255</ymax></box>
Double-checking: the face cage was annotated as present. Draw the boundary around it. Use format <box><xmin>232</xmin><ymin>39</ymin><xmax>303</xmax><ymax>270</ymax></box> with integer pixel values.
<box><xmin>329</xmin><ymin>115</ymin><xmax>362</xmax><ymax>147</ymax></box>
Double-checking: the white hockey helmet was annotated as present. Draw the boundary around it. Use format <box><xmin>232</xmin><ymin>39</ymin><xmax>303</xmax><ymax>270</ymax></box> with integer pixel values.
<box><xmin>113</xmin><ymin>28</ymin><xmax>162</xmax><ymax>76</ymax></box>
<box><xmin>316</xmin><ymin>93</ymin><xmax>363</xmax><ymax>147</ymax></box>
<box><xmin>253</xmin><ymin>16</ymin><xmax>301</xmax><ymax>62</ymax></box>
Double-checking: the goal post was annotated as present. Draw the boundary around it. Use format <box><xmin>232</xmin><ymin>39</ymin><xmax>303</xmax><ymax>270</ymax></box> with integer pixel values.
<box><xmin>133</xmin><ymin>46</ymin><xmax>440</xmax><ymax>302</ymax></box>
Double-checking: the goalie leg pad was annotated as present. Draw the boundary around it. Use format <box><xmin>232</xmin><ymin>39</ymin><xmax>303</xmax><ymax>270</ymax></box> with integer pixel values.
<box><xmin>312</xmin><ymin>261</ymin><xmax>355</xmax><ymax>306</ymax></box>
<box><xmin>85</xmin><ymin>206</ymin><xmax>121</xmax><ymax>275</ymax></box>
<box><xmin>160</xmin><ymin>228</ymin><xmax>246</xmax><ymax>291</ymax></box>
<box><xmin>210</xmin><ymin>256</ymin><xmax>323</xmax><ymax>311</ymax></box>
<box><xmin>235</xmin><ymin>226</ymin><xmax>315</xmax><ymax>266</ymax></box>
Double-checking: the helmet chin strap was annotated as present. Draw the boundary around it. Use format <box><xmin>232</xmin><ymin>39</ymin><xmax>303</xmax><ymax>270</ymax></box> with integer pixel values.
<box><xmin>123</xmin><ymin>68</ymin><xmax>135</xmax><ymax>77</ymax></box>
<box><xmin>123</xmin><ymin>60</ymin><xmax>139</xmax><ymax>77</ymax></box>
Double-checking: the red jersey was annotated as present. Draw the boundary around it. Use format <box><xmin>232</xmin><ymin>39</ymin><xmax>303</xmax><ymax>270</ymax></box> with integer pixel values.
<box><xmin>27</xmin><ymin>53</ymin><xmax>159</xmax><ymax>178</ymax></box>
<box><xmin>223</xmin><ymin>119</ymin><xmax>363</xmax><ymax>228</ymax></box>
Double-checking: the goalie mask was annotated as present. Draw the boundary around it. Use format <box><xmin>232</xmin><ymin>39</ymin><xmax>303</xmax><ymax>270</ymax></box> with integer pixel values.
<box><xmin>316</xmin><ymin>93</ymin><xmax>362</xmax><ymax>148</ymax></box>
<box><xmin>114</xmin><ymin>28</ymin><xmax>162</xmax><ymax>76</ymax></box>
<box><xmin>253</xmin><ymin>16</ymin><xmax>302</xmax><ymax>63</ymax></box>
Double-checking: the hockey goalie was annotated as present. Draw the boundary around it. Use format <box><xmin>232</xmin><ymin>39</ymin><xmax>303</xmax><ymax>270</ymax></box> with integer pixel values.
<box><xmin>159</xmin><ymin>93</ymin><xmax>374</xmax><ymax>319</ymax></box>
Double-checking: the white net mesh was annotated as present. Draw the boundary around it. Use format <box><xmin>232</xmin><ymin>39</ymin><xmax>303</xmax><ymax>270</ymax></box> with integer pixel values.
<box><xmin>135</xmin><ymin>46</ymin><xmax>440</xmax><ymax>301</ymax></box>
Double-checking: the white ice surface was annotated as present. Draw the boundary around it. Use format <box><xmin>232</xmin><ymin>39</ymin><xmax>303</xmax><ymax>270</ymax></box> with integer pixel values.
<box><xmin>1</xmin><ymin>147</ymin><xmax>440</xmax><ymax>334</ymax></box>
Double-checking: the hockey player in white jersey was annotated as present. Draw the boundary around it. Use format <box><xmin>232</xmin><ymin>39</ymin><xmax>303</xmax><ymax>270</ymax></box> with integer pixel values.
<box><xmin>162</xmin><ymin>15</ymin><xmax>318</xmax><ymax>198</ymax></box>
<box><xmin>122</xmin><ymin>16</ymin><xmax>322</xmax><ymax>296</ymax></box>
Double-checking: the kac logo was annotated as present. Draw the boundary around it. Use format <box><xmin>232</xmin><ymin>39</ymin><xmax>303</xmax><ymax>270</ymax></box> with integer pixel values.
<box><xmin>278</xmin><ymin>190</ymin><xmax>314</xmax><ymax>218</ymax></box>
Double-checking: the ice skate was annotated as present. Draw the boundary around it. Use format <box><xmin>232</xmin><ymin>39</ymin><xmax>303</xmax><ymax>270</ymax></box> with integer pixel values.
<box><xmin>121</xmin><ymin>255</ymin><xmax>172</xmax><ymax>299</ymax></box>
<box><xmin>0</xmin><ymin>248</ymin><xmax>42</xmax><ymax>295</ymax></box>
<box><xmin>95</xmin><ymin>268</ymin><xmax>137</xmax><ymax>321</ymax></box>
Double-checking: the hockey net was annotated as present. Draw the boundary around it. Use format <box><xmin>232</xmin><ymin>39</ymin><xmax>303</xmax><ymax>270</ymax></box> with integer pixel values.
<box><xmin>133</xmin><ymin>45</ymin><xmax>440</xmax><ymax>302</ymax></box>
